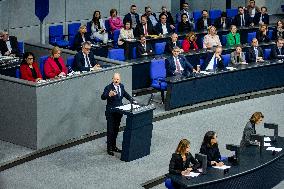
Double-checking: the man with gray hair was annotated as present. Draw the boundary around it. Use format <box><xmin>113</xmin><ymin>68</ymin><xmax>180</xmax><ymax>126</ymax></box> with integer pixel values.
<box><xmin>0</xmin><ymin>30</ymin><xmax>20</xmax><ymax>57</ymax></box>
<box><xmin>73</xmin><ymin>41</ymin><xmax>101</xmax><ymax>72</ymax></box>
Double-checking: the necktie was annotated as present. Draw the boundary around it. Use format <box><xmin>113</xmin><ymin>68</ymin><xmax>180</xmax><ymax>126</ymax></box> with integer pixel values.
<box><xmin>173</xmin><ymin>42</ymin><xmax>176</xmax><ymax>47</ymax></box>
<box><xmin>254</xmin><ymin>48</ymin><xmax>258</xmax><ymax>58</ymax></box>
<box><xmin>117</xmin><ymin>85</ymin><xmax>120</xmax><ymax>97</ymax></box>
<box><xmin>85</xmin><ymin>55</ymin><xmax>91</xmax><ymax>67</ymax></box>
<box><xmin>175</xmin><ymin>58</ymin><xmax>181</xmax><ymax>73</ymax></box>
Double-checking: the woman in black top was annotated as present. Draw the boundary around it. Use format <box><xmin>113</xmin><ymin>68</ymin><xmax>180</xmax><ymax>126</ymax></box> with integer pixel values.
<box><xmin>200</xmin><ymin>131</ymin><xmax>224</xmax><ymax>167</ymax></box>
<box><xmin>256</xmin><ymin>24</ymin><xmax>270</xmax><ymax>43</ymax></box>
<box><xmin>169</xmin><ymin>139</ymin><xmax>200</xmax><ymax>189</ymax></box>
<box><xmin>240</xmin><ymin>112</ymin><xmax>264</xmax><ymax>147</ymax></box>
<box><xmin>177</xmin><ymin>13</ymin><xmax>192</xmax><ymax>33</ymax></box>
<box><xmin>276</xmin><ymin>20</ymin><xmax>284</xmax><ymax>39</ymax></box>
<box><xmin>73</xmin><ymin>25</ymin><xmax>92</xmax><ymax>51</ymax></box>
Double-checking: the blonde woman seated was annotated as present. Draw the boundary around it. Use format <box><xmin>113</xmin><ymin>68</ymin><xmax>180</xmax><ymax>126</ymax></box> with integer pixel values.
<box><xmin>203</xmin><ymin>26</ymin><xmax>222</xmax><ymax>49</ymax></box>
<box><xmin>169</xmin><ymin>139</ymin><xmax>200</xmax><ymax>189</ymax></box>
<box><xmin>118</xmin><ymin>21</ymin><xmax>134</xmax><ymax>46</ymax></box>
<box><xmin>230</xmin><ymin>45</ymin><xmax>247</xmax><ymax>65</ymax></box>
<box><xmin>44</xmin><ymin>46</ymin><xmax>68</xmax><ymax>79</ymax></box>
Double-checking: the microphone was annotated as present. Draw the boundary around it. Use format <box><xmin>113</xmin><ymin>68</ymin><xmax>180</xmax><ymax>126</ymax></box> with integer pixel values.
<box><xmin>251</xmin><ymin>134</ymin><xmax>264</xmax><ymax>154</ymax></box>
<box><xmin>264</xmin><ymin>123</ymin><xmax>278</xmax><ymax>142</ymax></box>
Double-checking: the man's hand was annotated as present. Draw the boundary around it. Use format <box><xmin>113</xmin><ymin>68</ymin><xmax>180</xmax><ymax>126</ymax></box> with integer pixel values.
<box><xmin>109</xmin><ymin>90</ymin><xmax>117</xmax><ymax>97</ymax></box>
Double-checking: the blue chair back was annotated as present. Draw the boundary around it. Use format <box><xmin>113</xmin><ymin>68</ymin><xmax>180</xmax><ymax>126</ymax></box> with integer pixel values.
<box><xmin>86</xmin><ymin>21</ymin><xmax>92</xmax><ymax>33</ymax></box>
<box><xmin>193</xmin><ymin>11</ymin><xmax>202</xmax><ymax>21</ymax></box>
<box><xmin>155</xmin><ymin>42</ymin><xmax>166</xmax><ymax>55</ymax></box>
<box><xmin>209</xmin><ymin>10</ymin><xmax>222</xmax><ymax>22</ymax></box>
<box><xmin>165</xmin><ymin>178</ymin><xmax>175</xmax><ymax>189</ymax></box>
<box><xmin>113</xmin><ymin>29</ymin><xmax>121</xmax><ymax>48</ymax></box>
<box><xmin>264</xmin><ymin>48</ymin><xmax>271</xmax><ymax>60</ymax></box>
<box><xmin>200</xmin><ymin>59</ymin><xmax>205</xmax><ymax>67</ymax></box>
<box><xmin>247</xmin><ymin>32</ymin><xmax>256</xmax><ymax>43</ymax></box>
<box><xmin>132</xmin><ymin>47</ymin><xmax>137</xmax><ymax>59</ymax></box>
<box><xmin>108</xmin><ymin>48</ymin><xmax>125</xmax><ymax>61</ymax></box>
<box><xmin>221</xmin><ymin>34</ymin><xmax>227</xmax><ymax>46</ymax></box>
<box><xmin>226</xmin><ymin>8</ymin><xmax>238</xmax><ymax>18</ymax></box>
<box><xmin>105</xmin><ymin>19</ymin><xmax>110</xmax><ymax>33</ymax></box>
<box><xmin>49</xmin><ymin>25</ymin><xmax>63</xmax><ymax>44</ymax></box>
<box><xmin>68</xmin><ymin>23</ymin><xmax>81</xmax><ymax>37</ymax></box>
<box><xmin>268</xmin><ymin>30</ymin><xmax>273</xmax><ymax>40</ymax></box>
<box><xmin>16</xmin><ymin>68</ymin><xmax>20</xmax><ymax>78</ymax></box>
<box><xmin>150</xmin><ymin>59</ymin><xmax>167</xmax><ymax>90</ymax></box>
<box><xmin>18</xmin><ymin>41</ymin><xmax>24</xmax><ymax>54</ymax></box>
<box><xmin>39</xmin><ymin>55</ymin><xmax>49</xmax><ymax>79</ymax></box>
<box><xmin>222</xmin><ymin>54</ymin><xmax>231</xmax><ymax>67</ymax></box>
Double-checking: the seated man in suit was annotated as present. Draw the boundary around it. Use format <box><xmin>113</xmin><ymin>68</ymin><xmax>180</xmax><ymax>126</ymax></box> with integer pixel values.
<box><xmin>233</xmin><ymin>6</ymin><xmax>252</xmax><ymax>27</ymax></box>
<box><xmin>136</xmin><ymin>35</ymin><xmax>153</xmax><ymax>58</ymax></box>
<box><xmin>271</xmin><ymin>38</ymin><xmax>284</xmax><ymax>60</ymax></box>
<box><xmin>199</xmin><ymin>46</ymin><xmax>225</xmax><ymax>71</ymax></box>
<box><xmin>155</xmin><ymin>13</ymin><xmax>174</xmax><ymax>35</ymax></box>
<box><xmin>196</xmin><ymin>10</ymin><xmax>211</xmax><ymax>30</ymax></box>
<box><xmin>143</xmin><ymin>6</ymin><xmax>158</xmax><ymax>27</ymax></box>
<box><xmin>247</xmin><ymin>38</ymin><xmax>264</xmax><ymax>63</ymax></box>
<box><xmin>165</xmin><ymin>46</ymin><xmax>197</xmax><ymax>77</ymax></box>
<box><xmin>165</xmin><ymin>33</ymin><xmax>184</xmax><ymax>54</ymax></box>
<box><xmin>0</xmin><ymin>30</ymin><xmax>20</xmax><ymax>57</ymax></box>
<box><xmin>214</xmin><ymin>12</ymin><xmax>232</xmax><ymax>29</ymax></box>
<box><xmin>123</xmin><ymin>5</ymin><xmax>140</xmax><ymax>29</ymax></box>
<box><xmin>134</xmin><ymin>15</ymin><xmax>157</xmax><ymax>37</ymax></box>
<box><xmin>253</xmin><ymin>6</ymin><xmax>269</xmax><ymax>25</ymax></box>
<box><xmin>73</xmin><ymin>41</ymin><xmax>101</xmax><ymax>72</ymax></box>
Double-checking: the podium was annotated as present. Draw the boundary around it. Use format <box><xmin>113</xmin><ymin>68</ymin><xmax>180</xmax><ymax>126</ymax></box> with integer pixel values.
<box><xmin>112</xmin><ymin>104</ymin><xmax>155</xmax><ymax>162</ymax></box>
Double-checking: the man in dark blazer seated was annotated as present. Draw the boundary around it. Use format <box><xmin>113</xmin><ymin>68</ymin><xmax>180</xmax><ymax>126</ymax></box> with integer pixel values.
<box><xmin>271</xmin><ymin>38</ymin><xmax>284</xmax><ymax>60</ymax></box>
<box><xmin>247</xmin><ymin>38</ymin><xmax>264</xmax><ymax>63</ymax></box>
<box><xmin>214</xmin><ymin>12</ymin><xmax>232</xmax><ymax>29</ymax></box>
<box><xmin>155</xmin><ymin>14</ymin><xmax>174</xmax><ymax>35</ymax></box>
<box><xmin>136</xmin><ymin>35</ymin><xmax>154</xmax><ymax>58</ymax></box>
<box><xmin>196</xmin><ymin>10</ymin><xmax>211</xmax><ymax>31</ymax></box>
<box><xmin>0</xmin><ymin>30</ymin><xmax>20</xmax><ymax>57</ymax></box>
<box><xmin>233</xmin><ymin>6</ymin><xmax>252</xmax><ymax>27</ymax></box>
<box><xmin>101</xmin><ymin>73</ymin><xmax>134</xmax><ymax>156</ymax></box>
<box><xmin>166</xmin><ymin>46</ymin><xmax>197</xmax><ymax>77</ymax></box>
<box><xmin>253</xmin><ymin>6</ymin><xmax>269</xmax><ymax>25</ymax></box>
<box><xmin>134</xmin><ymin>15</ymin><xmax>157</xmax><ymax>37</ymax></box>
<box><xmin>73</xmin><ymin>41</ymin><xmax>101</xmax><ymax>72</ymax></box>
<box><xmin>123</xmin><ymin>5</ymin><xmax>140</xmax><ymax>29</ymax></box>
<box><xmin>199</xmin><ymin>46</ymin><xmax>225</xmax><ymax>71</ymax></box>
<box><xmin>165</xmin><ymin>33</ymin><xmax>183</xmax><ymax>54</ymax></box>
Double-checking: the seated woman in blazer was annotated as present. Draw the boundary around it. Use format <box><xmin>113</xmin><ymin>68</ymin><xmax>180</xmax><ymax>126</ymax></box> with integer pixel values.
<box><xmin>73</xmin><ymin>25</ymin><xmax>92</xmax><ymax>52</ymax></box>
<box><xmin>230</xmin><ymin>45</ymin><xmax>247</xmax><ymax>65</ymax></box>
<box><xmin>182</xmin><ymin>32</ymin><xmax>198</xmax><ymax>52</ymax></box>
<box><xmin>226</xmin><ymin>25</ymin><xmax>241</xmax><ymax>46</ymax></box>
<box><xmin>20</xmin><ymin>52</ymin><xmax>42</xmax><ymax>82</ymax></box>
<box><xmin>240</xmin><ymin>112</ymin><xmax>264</xmax><ymax>147</ymax></box>
<box><xmin>44</xmin><ymin>46</ymin><xmax>68</xmax><ymax>79</ymax></box>
<box><xmin>169</xmin><ymin>139</ymin><xmax>200</xmax><ymax>189</ymax></box>
<box><xmin>200</xmin><ymin>131</ymin><xmax>224</xmax><ymax>167</ymax></box>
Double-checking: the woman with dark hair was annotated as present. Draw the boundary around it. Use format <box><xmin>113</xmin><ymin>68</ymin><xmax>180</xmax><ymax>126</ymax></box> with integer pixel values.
<box><xmin>182</xmin><ymin>32</ymin><xmax>198</xmax><ymax>52</ymax></box>
<box><xmin>276</xmin><ymin>20</ymin><xmax>284</xmax><ymax>39</ymax></box>
<box><xmin>256</xmin><ymin>24</ymin><xmax>270</xmax><ymax>43</ymax></box>
<box><xmin>200</xmin><ymin>131</ymin><xmax>224</xmax><ymax>167</ymax></box>
<box><xmin>169</xmin><ymin>139</ymin><xmax>200</xmax><ymax>189</ymax></box>
<box><xmin>109</xmin><ymin>8</ymin><xmax>124</xmax><ymax>33</ymax></box>
<box><xmin>20</xmin><ymin>52</ymin><xmax>42</xmax><ymax>82</ymax></box>
<box><xmin>91</xmin><ymin>10</ymin><xmax>108</xmax><ymax>44</ymax></box>
<box><xmin>177</xmin><ymin>13</ymin><xmax>192</xmax><ymax>33</ymax></box>
<box><xmin>240</xmin><ymin>112</ymin><xmax>264</xmax><ymax>147</ymax></box>
<box><xmin>73</xmin><ymin>25</ymin><xmax>92</xmax><ymax>51</ymax></box>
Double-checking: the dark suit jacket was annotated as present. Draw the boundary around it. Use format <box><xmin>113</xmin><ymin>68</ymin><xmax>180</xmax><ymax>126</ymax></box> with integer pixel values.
<box><xmin>159</xmin><ymin>12</ymin><xmax>174</xmax><ymax>25</ymax></box>
<box><xmin>143</xmin><ymin>13</ymin><xmax>158</xmax><ymax>27</ymax></box>
<box><xmin>200</xmin><ymin>144</ymin><xmax>221</xmax><ymax>167</ymax></box>
<box><xmin>165</xmin><ymin>40</ymin><xmax>182</xmax><ymax>54</ymax></box>
<box><xmin>233</xmin><ymin>14</ymin><xmax>252</xmax><ymax>27</ymax></box>
<box><xmin>247</xmin><ymin>46</ymin><xmax>264</xmax><ymax>62</ymax></box>
<box><xmin>201</xmin><ymin>53</ymin><xmax>225</xmax><ymax>71</ymax></box>
<box><xmin>136</xmin><ymin>42</ymin><xmax>153</xmax><ymax>58</ymax></box>
<box><xmin>134</xmin><ymin>22</ymin><xmax>157</xmax><ymax>37</ymax></box>
<box><xmin>73</xmin><ymin>51</ymin><xmax>96</xmax><ymax>71</ymax></box>
<box><xmin>256</xmin><ymin>31</ymin><xmax>270</xmax><ymax>43</ymax></box>
<box><xmin>240</xmin><ymin>121</ymin><xmax>258</xmax><ymax>147</ymax></box>
<box><xmin>0</xmin><ymin>36</ymin><xmax>20</xmax><ymax>56</ymax></box>
<box><xmin>165</xmin><ymin>55</ymin><xmax>194</xmax><ymax>77</ymax></box>
<box><xmin>169</xmin><ymin>153</ymin><xmax>200</xmax><ymax>175</ymax></box>
<box><xmin>253</xmin><ymin>12</ymin><xmax>269</xmax><ymax>25</ymax></box>
<box><xmin>196</xmin><ymin>18</ymin><xmax>211</xmax><ymax>30</ymax></box>
<box><xmin>101</xmin><ymin>83</ymin><xmax>132</xmax><ymax>112</ymax></box>
<box><xmin>123</xmin><ymin>13</ymin><xmax>140</xmax><ymax>27</ymax></box>
<box><xmin>214</xmin><ymin>17</ymin><xmax>232</xmax><ymax>29</ymax></box>
<box><xmin>177</xmin><ymin>21</ymin><xmax>192</xmax><ymax>33</ymax></box>
<box><xmin>271</xmin><ymin>45</ymin><xmax>284</xmax><ymax>60</ymax></box>
<box><xmin>155</xmin><ymin>22</ymin><xmax>173</xmax><ymax>35</ymax></box>
<box><xmin>72</xmin><ymin>32</ymin><xmax>92</xmax><ymax>51</ymax></box>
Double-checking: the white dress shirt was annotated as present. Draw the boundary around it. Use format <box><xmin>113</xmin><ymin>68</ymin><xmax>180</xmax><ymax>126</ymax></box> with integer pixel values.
<box><xmin>84</xmin><ymin>54</ymin><xmax>91</xmax><ymax>68</ymax></box>
<box><xmin>206</xmin><ymin>54</ymin><xmax>217</xmax><ymax>70</ymax></box>
<box><xmin>162</xmin><ymin>24</ymin><xmax>168</xmax><ymax>34</ymax></box>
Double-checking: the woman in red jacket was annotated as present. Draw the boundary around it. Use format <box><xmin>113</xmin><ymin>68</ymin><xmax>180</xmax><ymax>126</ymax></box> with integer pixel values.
<box><xmin>44</xmin><ymin>46</ymin><xmax>68</xmax><ymax>79</ymax></box>
<box><xmin>20</xmin><ymin>52</ymin><xmax>42</xmax><ymax>82</ymax></box>
<box><xmin>182</xmin><ymin>32</ymin><xmax>199</xmax><ymax>52</ymax></box>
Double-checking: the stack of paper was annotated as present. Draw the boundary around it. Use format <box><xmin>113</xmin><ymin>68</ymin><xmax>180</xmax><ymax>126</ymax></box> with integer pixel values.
<box><xmin>264</xmin><ymin>137</ymin><xmax>271</xmax><ymax>142</ymax></box>
<box><xmin>212</xmin><ymin>165</ymin><xmax>231</xmax><ymax>170</ymax></box>
<box><xmin>184</xmin><ymin>172</ymin><xmax>200</xmax><ymax>177</ymax></box>
<box><xmin>264</xmin><ymin>143</ymin><xmax>271</xmax><ymax>147</ymax></box>
<box><xmin>200</xmin><ymin>71</ymin><xmax>211</xmax><ymax>75</ymax></box>
<box><xmin>266</xmin><ymin>147</ymin><xmax>282</xmax><ymax>152</ymax></box>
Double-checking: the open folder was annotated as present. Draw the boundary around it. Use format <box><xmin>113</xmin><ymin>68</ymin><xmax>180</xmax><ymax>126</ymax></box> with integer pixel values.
<box><xmin>116</xmin><ymin>104</ymin><xmax>140</xmax><ymax>111</ymax></box>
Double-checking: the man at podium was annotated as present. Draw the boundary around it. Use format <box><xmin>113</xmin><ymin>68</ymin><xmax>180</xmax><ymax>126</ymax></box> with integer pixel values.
<box><xmin>101</xmin><ymin>73</ymin><xmax>133</xmax><ymax>156</ymax></box>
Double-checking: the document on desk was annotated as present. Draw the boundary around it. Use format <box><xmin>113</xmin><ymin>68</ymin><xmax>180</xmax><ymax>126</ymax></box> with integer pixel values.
<box><xmin>266</xmin><ymin>147</ymin><xmax>282</xmax><ymax>152</ymax></box>
<box><xmin>264</xmin><ymin>142</ymin><xmax>271</xmax><ymax>147</ymax></box>
<box><xmin>184</xmin><ymin>172</ymin><xmax>200</xmax><ymax>177</ymax></box>
<box><xmin>264</xmin><ymin>137</ymin><xmax>271</xmax><ymax>142</ymax></box>
<box><xmin>212</xmin><ymin>165</ymin><xmax>231</xmax><ymax>170</ymax></box>
<box><xmin>116</xmin><ymin>104</ymin><xmax>140</xmax><ymax>111</ymax></box>
<box><xmin>200</xmin><ymin>71</ymin><xmax>211</xmax><ymax>75</ymax></box>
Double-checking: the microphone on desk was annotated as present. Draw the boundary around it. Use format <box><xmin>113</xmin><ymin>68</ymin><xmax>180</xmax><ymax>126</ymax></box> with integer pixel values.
<box><xmin>226</xmin><ymin>144</ymin><xmax>240</xmax><ymax>165</ymax></box>
<box><xmin>264</xmin><ymin>123</ymin><xmax>278</xmax><ymax>142</ymax></box>
<box><xmin>251</xmin><ymin>134</ymin><xmax>265</xmax><ymax>154</ymax></box>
